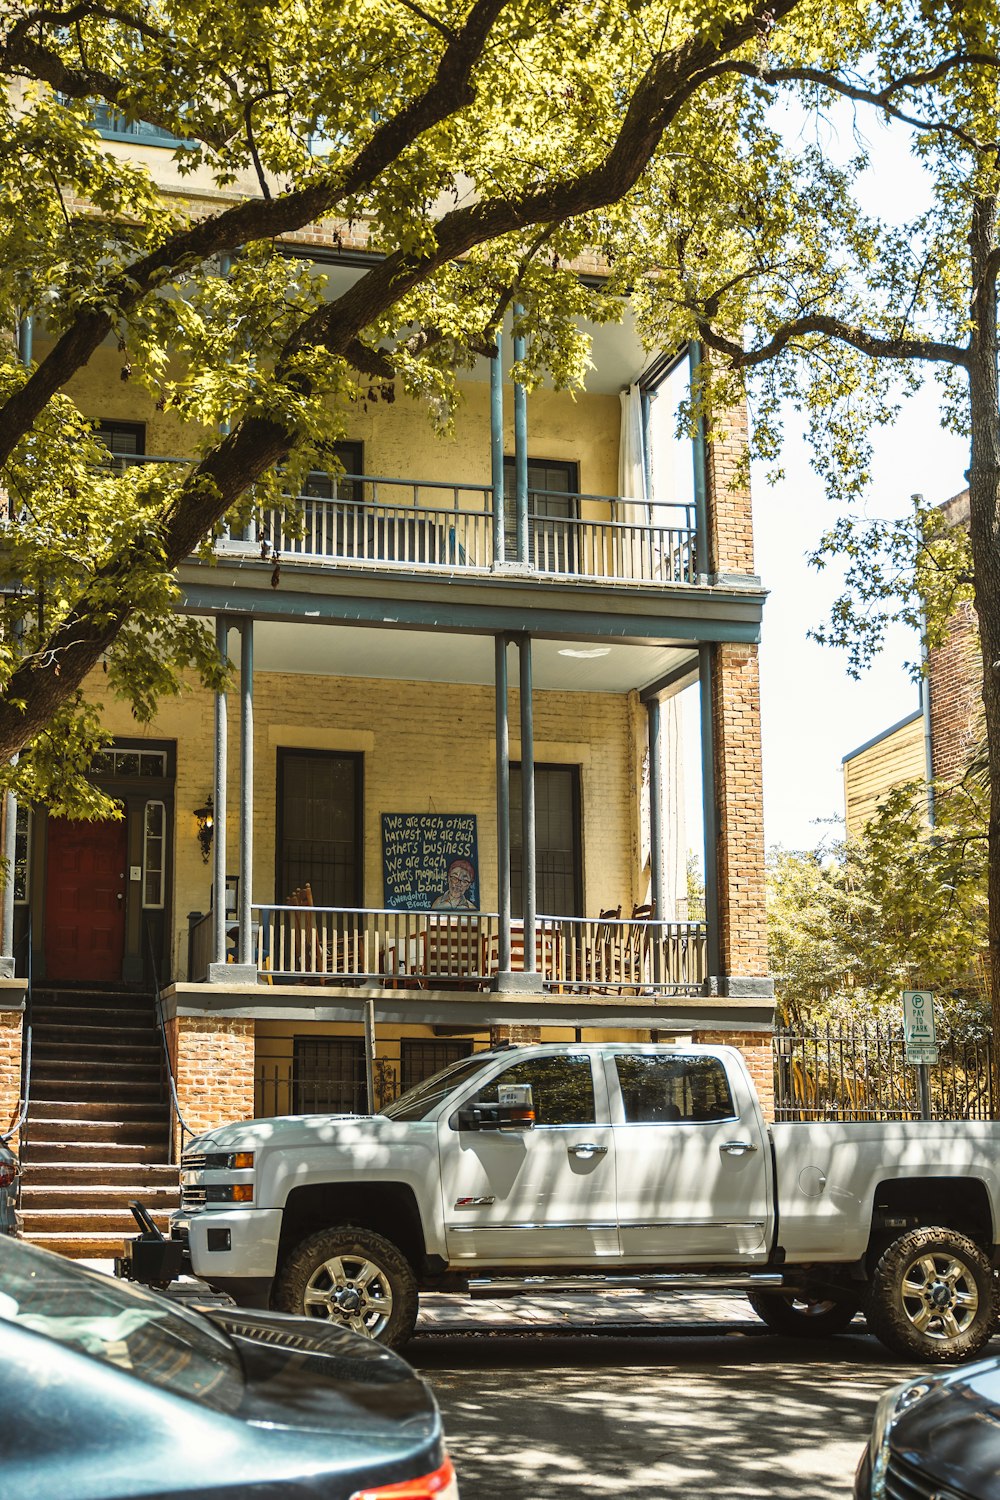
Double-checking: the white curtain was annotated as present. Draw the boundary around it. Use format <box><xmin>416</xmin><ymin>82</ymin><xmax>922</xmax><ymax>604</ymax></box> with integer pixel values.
<box><xmin>618</xmin><ymin>385</ymin><xmax>648</xmax><ymax>581</ymax></box>
<box><xmin>662</xmin><ymin>695</ymin><xmax>688</xmax><ymax>921</ymax></box>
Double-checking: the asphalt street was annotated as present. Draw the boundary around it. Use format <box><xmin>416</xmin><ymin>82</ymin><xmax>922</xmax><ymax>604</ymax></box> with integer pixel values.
<box><xmin>407</xmin><ymin>1298</ymin><xmax>1000</xmax><ymax>1499</ymax></box>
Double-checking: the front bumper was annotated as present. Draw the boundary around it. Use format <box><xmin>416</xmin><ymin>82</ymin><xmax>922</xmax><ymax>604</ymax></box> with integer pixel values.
<box><xmin>172</xmin><ymin>1205</ymin><xmax>284</xmax><ymax>1284</ymax></box>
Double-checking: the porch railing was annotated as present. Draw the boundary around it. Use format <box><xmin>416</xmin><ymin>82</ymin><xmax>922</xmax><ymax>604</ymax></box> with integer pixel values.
<box><xmin>117</xmin><ymin>457</ymin><xmax>699</xmax><ymax>586</ymax></box>
<box><xmin>188</xmin><ymin>904</ymin><xmax>707</xmax><ymax>995</ymax></box>
<box><xmin>774</xmin><ymin>1022</ymin><xmax>995</xmax><ymax>1121</ymax></box>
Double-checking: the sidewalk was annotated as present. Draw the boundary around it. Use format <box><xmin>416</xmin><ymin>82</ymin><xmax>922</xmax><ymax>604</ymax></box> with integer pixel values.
<box><xmin>82</xmin><ymin>1257</ymin><xmax>754</xmax><ymax>1333</ymax></box>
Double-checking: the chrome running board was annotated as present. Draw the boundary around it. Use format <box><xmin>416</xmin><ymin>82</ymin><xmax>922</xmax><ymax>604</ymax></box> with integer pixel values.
<box><xmin>467</xmin><ymin>1270</ymin><xmax>787</xmax><ymax>1298</ymax></box>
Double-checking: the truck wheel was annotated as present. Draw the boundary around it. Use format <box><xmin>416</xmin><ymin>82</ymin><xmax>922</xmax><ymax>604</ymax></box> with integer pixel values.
<box><xmin>748</xmin><ymin>1291</ymin><xmax>859</xmax><ymax>1337</ymax></box>
<box><xmin>274</xmin><ymin>1226</ymin><xmax>418</xmax><ymax>1349</ymax></box>
<box><xmin>866</xmin><ymin>1226</ymin><xmax>997</xmax><ymax>1364</ymax></box>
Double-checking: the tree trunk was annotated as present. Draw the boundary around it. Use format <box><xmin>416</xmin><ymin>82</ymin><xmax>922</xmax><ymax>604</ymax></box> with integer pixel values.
<box><xmin>964</xmin><ymin>192</ymin><xmax>1000</xmax><ymax>1112</ymax></box>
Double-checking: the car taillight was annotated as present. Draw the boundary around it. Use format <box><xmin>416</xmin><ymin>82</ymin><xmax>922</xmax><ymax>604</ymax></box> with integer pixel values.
<box><xmin>350</xmin><ymin>1455</ymin><xmax>459</xmax><ymax>1499</ymax></box>
<box><xmin>0</xmin><ymin>1161</ymin><xmax>19</xmax><ymax>1188</ymax></box>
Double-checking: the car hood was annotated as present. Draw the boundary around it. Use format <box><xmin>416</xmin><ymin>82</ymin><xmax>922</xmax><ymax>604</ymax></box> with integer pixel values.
<box><xmin>186</xmin><ymin>1113</ymin><xmax>395</xmax><ymax>1154</ymax></box>
<box><xmin>207</xmin><ymin>1308</ymin><xmax>441</xmax><ymax>1440</ymax></box>
<box><xmin>895</xmin><ymin>1358</ymin><xmax>1000</xmax><ymax>1490</ymax></box>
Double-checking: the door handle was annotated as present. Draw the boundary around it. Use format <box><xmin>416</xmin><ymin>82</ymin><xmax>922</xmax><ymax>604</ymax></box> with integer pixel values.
<box><xmin>568</xmin><ymin>1142</ymin><xmax>608</xmax><ymax>1159</ymax></box>
<box><xmin>720</xmin><ymin>1140</ymin><xmax>757</xmax><ymax>1156</ymax></box>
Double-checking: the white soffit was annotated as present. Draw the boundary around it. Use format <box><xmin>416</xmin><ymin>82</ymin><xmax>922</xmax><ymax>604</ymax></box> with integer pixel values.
<box><xmin>249</xmin><ymin>620</ymin><xmax>690</xmax><ymax>694</ymax></box>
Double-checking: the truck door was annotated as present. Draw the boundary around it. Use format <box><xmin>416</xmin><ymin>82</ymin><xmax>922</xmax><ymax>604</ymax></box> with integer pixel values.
<box><xmin>608</xmin><ymin>1051</ymin><xmax>772</xmax><ymax>1263</ymax></box>
<box><xmin>438</xmin><ymin>1052</ymin><xmax>619</xmax><ymax>1265</ymax></box>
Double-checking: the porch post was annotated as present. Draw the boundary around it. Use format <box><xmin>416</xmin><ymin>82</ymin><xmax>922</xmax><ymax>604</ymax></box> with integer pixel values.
<box><xmin>0</xmin><ymin>775</ymin><xmax>17</xmax><ymax>977</ymax></box>
<box><xmin>699</xmin><ymin>644</ymin><xmax>722</xmax><ymax>985</ymax></box>
<box><xmin>646</xmin><ymin>695</ymin><xmax>664</xmax><ymax>984</ymax></box>
<box><xmin>689</xmin><ymin>342</ymin><xmax>709</xmax><ymax>585</ymax></box>
<box><xmin>237</xmin><ymin>619</ymin><xmax>254</xmax><ymax>972</ymax></box>
<box><xmin>518</xmin><ymin>636</ymin><xmax>536</xmax><ymax>972</ymax></box>
<box><xmin>513</xmin><ymin>306</ymin><xmax>528</xmax><ymax>565</ymax></box>
<box><xmin>210</xmin><ymin>616</ymin><xmax>229</xmax><ymax>978</ymax></box>
<box><xmin>640</xmin><ymin>387</ymin><xmax>654</xmax><ymax>501</ymax></box>
<box><xmin>491</xmin><ymin>330</ymin><xmax>505</xmax><ymax>566</ymax></box>
<box><xmin>494</xmin><ymin>634</ymin><xmax>512</xmax><ymax>975</ymax></box>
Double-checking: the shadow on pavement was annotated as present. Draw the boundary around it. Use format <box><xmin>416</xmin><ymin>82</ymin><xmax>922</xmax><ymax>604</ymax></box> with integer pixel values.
<box><xmin>410</xmin><ymin>1329</ymin><xmax>1000</xmax><ymax>1500</ymax></box>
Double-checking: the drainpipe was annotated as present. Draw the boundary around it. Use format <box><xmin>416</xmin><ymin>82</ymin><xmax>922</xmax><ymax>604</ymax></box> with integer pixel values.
<box><xmin>495</xmin><ymin>635</ymin><xmax>512</xmax><ymax>976</ymax></box>
<box><xmin>689</xmin><ymin>342</ymin><xmax>709</xmax><ymax>585</ymax></box>
<box><xmin>915</xmin><ymin>495</ymin><xmax>936</xmax><ymax>826</ymax></box>
<box><xmin>491</xmin><ymin>329</ymin><xmax>505</xmax><ymax>566</ymax></box>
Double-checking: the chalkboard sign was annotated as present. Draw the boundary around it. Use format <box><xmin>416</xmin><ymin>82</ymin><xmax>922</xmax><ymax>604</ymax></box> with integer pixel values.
<box><xmin>382</xmin><ymin>813</ymin><xmax>480</xmax><ymax>912</ymax></box>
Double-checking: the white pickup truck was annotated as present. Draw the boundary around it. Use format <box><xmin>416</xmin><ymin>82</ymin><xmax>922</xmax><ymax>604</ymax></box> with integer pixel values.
<box><xmin>140</xmin><ymin>1042</ymin><xmax>1000</xmax><ymax>1363</ymax></box>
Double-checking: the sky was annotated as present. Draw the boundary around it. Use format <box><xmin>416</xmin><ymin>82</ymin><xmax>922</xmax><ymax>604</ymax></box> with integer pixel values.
<box><xmin>688</xmin><ymin>107</ymin><xmax>971</xmax><ymax>854</ymax></box>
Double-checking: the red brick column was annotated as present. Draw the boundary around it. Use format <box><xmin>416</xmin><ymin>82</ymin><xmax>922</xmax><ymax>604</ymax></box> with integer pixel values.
<box><xmin>711</xmin><ymin>642</ymin><xmax>768</xmax><ymax>987</ymax></box>
<box><xmin>489</xmin><ymin>1025</ymin><xmax>541</xmax><ymax>1047</ymax></box>
<box><xmin>167</xmin><ymin>1014</ymin><xmax>255</xmax><ymax>1157</ymax></box>
<box><xmin>0</xmin><ymin>1009</ymin><xmax>23</xmax><ymax>1149</ymax></box>
<box><xmin>706</xmin><ymin>398</ymin><xmax>755</xmax><ymax>577</ymax></box>
<box><xmin>696</xmin><ymin>1029</ymin><xmax>774</xmax><ymax>1120</ymax></box>
<box><xmin>929</xmin><ymin>598</ymin><xmax>981</xmax><ymax>785</ymax></box>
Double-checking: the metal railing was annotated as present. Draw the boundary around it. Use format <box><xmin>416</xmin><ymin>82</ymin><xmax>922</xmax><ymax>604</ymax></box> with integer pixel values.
<box><xmin>115</xmin><ymin>457</ymin><xmax>700</xmax><ymax>586</ymax></box>
<box><xmin>186</xmin><ymin>903</ymin><xmax>707</xmax><ymax>997</ymax></box>
<box><xmin>2</xmin><ymin>919</ymin><xmax>32</xmax><ymax>1153</ymax></box>
<box><xmin>145</xmin><ymin>920</ymin><xmax>194</xmax><ymax>1159</ymax></box>
<box><xmin>773</xmin><ymin>1022</ymin><xmax>995</xmax><ymax>1122</ymax></box>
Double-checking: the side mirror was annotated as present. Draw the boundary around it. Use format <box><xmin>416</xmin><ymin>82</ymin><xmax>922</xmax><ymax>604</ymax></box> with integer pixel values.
<box><xmin>498</xmin><ymin>1083</ymin><xmax>535</xmax><ymax>1131</ymax></box>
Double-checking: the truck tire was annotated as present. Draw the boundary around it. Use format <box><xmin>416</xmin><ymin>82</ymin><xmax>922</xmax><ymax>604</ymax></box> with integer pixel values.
<box><xmin>866</xmin><ymin>1226</ymin><xmax>997</xmax><ymax>1364</ymax></box>
<box><xmin>273</xmin><ymin>1225</ymin><xmax>418</xmax><ymax>1349</ymax></box>
<box><xmin>747</xmin><ymin>1291</ymin><xmax>859</xmax><ymax>1338</ymax></box>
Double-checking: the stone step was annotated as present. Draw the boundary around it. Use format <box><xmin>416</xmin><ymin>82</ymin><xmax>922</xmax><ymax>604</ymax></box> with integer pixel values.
<box><xmin>21</xmin><ymin>1139</ymin><xmax>168</xmax><ymax>1164</ymax></box>
<box><xmin>21</xmin><ymin>1184</ymin><xmax>179</xmax><ymax>1209</ymax></box>
<box><xmin>26</xmin><ymin>1116</ymin><xmax>168</xmax><ymax>1144</ymax></box>
<box><xmin>32</xmin><ymin>1006</ymin><xmax>155</xmax><ymax>1032</ymax></box>
<box><xmin>33</xmin><ymin>1030</ymin><xmax>162</xmax><ymax>1056</ymax></box>
<box><xmin>21</xmin><ymin>1206</ymin><xmax>179</xmax><ymax>1235</ymax></box>
<box><xmin>26</xmin><ymin>1100</ymin><xmax>167</xmax><ymax>1122</ymax></box>
<box><xmin>21</xmin><ymin>1163</ymin><xmax>178</xmax><ymax>1188</ymax></box>
<box><xmin>32</xmin><ymin>1055</ymin><xmax>163</xmax><ymax>1076</ymax></box>
<box><xmin>25</xmin><ymin>1229</ymin><xmax>170</xmax><ymax>1259</ymax></box>
<box><xmin>29</xmin><ymin>1079</ymin><xmax>165</xmax><ymax>1104</ymax></box>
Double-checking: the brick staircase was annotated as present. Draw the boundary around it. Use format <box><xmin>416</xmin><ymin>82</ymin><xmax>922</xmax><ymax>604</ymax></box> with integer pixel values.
<box><xmin>19</xmin><ymin>985</ymin><xmax>180</xmax><ymax>1258</ymax></box>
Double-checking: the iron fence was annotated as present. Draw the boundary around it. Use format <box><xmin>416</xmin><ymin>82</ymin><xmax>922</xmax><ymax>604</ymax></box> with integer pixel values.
<box><xmin>774</xmin><ymin>1022</ymin><xmax>994</xmax><ymax>1121</ymax></box>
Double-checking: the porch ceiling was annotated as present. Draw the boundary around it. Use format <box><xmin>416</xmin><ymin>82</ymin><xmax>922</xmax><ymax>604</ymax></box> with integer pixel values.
<box><xmin>246</xmin><ymin>619</ymin><xmax>692</xmax><ymax>694</ymax></box>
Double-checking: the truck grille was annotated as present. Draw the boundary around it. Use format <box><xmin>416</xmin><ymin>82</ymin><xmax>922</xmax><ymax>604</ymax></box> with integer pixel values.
<box><xmin>181</xmin><ymin>1185</ymin><xmax>207</xmax><ymax>1209</ymax></box>
<box><xmin>884</xmin><ymin>1451</ymin><xmax>972</xmax><ymax>1500</ymax></box>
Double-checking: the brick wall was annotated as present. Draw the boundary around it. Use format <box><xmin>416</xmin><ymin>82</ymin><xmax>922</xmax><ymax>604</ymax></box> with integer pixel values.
<box><xmin>929</xmin><ymin>598</ymin><xmax>981</xmax><ymax>786</ymax></box>
<box><xmin>711</xmin><ymin>643</ymin><xmax>768</xmax><ymax>980</ymax></box>
<box><xmin>167</xmin><ymin>1014</ymin><xmax>255</xmax><ymax>1155</ymax></box>
<box><xmin>0</xmin><ymin>1009</ymin><xmax>22</xmax><ymax>1149</ymax></box>
<box><xmin>696</xmin><ymin>1029</ymin><xmax>774</xmax><ymax>1120</ymax></box>
<box><xmin>706</xmin><ymin>398</ymin><xmax>754</xmax><ymax>577</ymax></box>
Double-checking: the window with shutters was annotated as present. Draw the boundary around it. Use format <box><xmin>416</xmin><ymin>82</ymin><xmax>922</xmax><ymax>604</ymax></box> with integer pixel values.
<box><xmin>276</xmin><ymin>750</ymin><xmax>363</xmax><ymax>909</ymax></box>
<box><xmin>510</xmin><ymin>763</ymin><xmax>582</xmax><ymax>917</ymax></box>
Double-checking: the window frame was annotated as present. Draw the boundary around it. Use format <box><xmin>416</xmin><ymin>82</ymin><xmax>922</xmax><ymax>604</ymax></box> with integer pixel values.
<box><xmin>141</xmin><ymin>800</ymin><xmax>166</xmax><ymax>910</ymax></box>
<box><xmin>510</xmin><ymin>761</ymin><xmax>583</xmax><ymax>918</ymax></box>
<box><xmin>291</xmin><ymin>1036</ymin><xmax>367</xmax><ymax>1115</ymax></box>
<box><xmin>274</xmin><ymin>748</ymin><xmax>365</xmax><ymax>911</ymax></box>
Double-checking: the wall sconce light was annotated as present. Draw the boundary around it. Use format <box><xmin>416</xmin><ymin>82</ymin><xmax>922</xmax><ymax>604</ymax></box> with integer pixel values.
<box><xmin>194</xmin><ymin>795</ymin><xmax>214</xmax><ymax>863</ymax></box>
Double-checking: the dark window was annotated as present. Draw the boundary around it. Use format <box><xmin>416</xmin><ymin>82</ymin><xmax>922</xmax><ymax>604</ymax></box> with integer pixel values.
<box><xmin>14</xmin><ymin>806</ymin><xmax>30</xmax><ymax>905</ymax></box>
<box><xmin>614</xmin><ymin>1054</ymin><xmax>736</xmax><ymax>1124</ymax></box>
<box><xmin>301</xmin><ymin>441</ymin><xmax>364</xmax><ymax>504</ymax></box>
<box><xmin>292</xmin><ymin>1037</ymin><xmax>367</xmax><ymax>1114</ymax></box>
<box><xmin>277</xmin><ymin>750</ymin><xmax>363</xmax><ymax>909</ymax></box>
<box><xmin>503</xmin><ymin>457</ymin><xmax>578</xmax><ymax>570</ymax></box>
<box><xmin>511</xmin><ymin>763</ymin><xmax>581</xmax><ymax>917</ymax></box>
<box><xmin>89</xmin><ymin>103</ymin><xmax>184</xmax><ymax>147</ymax></box>
<box><xmin>95</xmin><ymin>421</ymin><xmax>146</xmax><ymax>471</ymax></box>
<box><xmin>400</xmin><ymin>1039</ymin><xmax>474</xmax><ymax>1094</ymax></box>
<box><xmin>470</xmin><ymin>1054</ymin><xmax>595</xmax><ymax>1126</ymax></box>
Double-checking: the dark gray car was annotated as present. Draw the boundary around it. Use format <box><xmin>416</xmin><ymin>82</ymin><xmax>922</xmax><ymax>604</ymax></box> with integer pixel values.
<box><xmin>0</xmin><ymin>1236</ymin><xmax>458</xmax><ymax>1499</ymax></box>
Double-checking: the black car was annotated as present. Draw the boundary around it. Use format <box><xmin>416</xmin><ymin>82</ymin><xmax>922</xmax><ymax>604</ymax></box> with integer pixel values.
<box><xmin>856</xmin><ymin>1353</ymin><xmax>1000</xmax><ymax>1498</ymax></box>
<box><xmin>0</xmin><ymin>1236</ymin><xmax>458</xmax><ymax>1499</ymax></box>
<box><xmin>0</xmin><ymin>1140</ymin><xmax>18</xmax><ymax>1236</ymax></box>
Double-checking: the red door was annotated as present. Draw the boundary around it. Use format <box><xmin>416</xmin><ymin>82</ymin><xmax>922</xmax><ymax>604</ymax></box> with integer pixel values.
<box><xmin>45</xmin><ymin>817</ymin><xmax>127</xmax><ymax>982</ymax></box>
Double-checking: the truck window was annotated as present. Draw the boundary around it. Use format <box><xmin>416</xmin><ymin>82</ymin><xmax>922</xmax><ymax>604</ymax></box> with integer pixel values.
<box><xmin>466</xmin><ymin>1055</ymin><xmax>596</xmax><ymax>1126</ymax></box>
<box><xmin>380</xmin><ymin>1053</ymin><xmax>495</xmax><ymax>1121</ymax></box>
<box><xmin>614</xmin><ymin>1055</ymin><xmax>735</xmax><ymax>1124</ymax></box>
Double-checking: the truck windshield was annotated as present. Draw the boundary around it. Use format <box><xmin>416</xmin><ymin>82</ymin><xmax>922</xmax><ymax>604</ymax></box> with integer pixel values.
<box><xmin>0</xmin><ymin>1236</ymin><xmax>243</xmax><ymax>1412</ymax></box>
<box><xmin>381</xmin><ymin>1053</ymin><xmax>495</xmax><ymax>1121</ymax></box>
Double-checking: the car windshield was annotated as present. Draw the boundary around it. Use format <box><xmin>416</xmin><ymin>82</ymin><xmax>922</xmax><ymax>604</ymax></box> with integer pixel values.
<box><xmin>380</xmin><ymin>1053</ymin><xmax>497</xmax><ymax>1121</ymax></box>
<box><xmin>0</xmin><ymin>1237</ymin><xmax>243</xmax><ymax>1412</ymax></box>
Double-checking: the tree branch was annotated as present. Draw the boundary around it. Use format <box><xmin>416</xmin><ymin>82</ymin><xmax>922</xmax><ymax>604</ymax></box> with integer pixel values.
<box><xmin>693</xmin><ymin>310</ymin><xmax>968</xmax><ymax>371</ymax></box>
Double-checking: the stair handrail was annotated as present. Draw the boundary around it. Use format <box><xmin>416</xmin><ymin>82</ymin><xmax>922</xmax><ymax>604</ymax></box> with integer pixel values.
<box><xmin>143</xmin><ymin>920</ymin><xmax>194</xmax><ymax>1161</ymax></box>
<box><xmin>2</xmin><ymin>917</ymin><xmax>32</xmax><ymax>1150</ymax></box>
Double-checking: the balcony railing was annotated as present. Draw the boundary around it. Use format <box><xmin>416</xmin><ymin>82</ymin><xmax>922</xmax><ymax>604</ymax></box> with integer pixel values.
<box><xmin>189</xmin><ymin>905</ymin><xmax>707</xmax><ymax>996</ymax></box>
<box><xmin>116</xmin><ymin>456</ymin><xmax>699</xmax><ymax>586</ymax></box>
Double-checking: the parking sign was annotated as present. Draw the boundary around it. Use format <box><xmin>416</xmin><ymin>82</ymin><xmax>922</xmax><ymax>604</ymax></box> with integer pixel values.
<box><xmin>903</xmin><ymin>990</ymin><xmax>938</xmax><ymax>1065</ymax></box>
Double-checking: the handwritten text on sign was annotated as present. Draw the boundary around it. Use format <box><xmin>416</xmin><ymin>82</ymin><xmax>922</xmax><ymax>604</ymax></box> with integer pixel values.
<box><xmin>381</xmin><ymin>812</ymin><xmax>480</xmax><ymax>912</ymax></box>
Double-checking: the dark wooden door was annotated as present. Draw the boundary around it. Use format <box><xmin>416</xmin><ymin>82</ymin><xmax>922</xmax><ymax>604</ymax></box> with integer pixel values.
<box><xmin>45</xmin><ymin>817</ymin><xmax>127</xmax><ymax>982</ymax></box>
